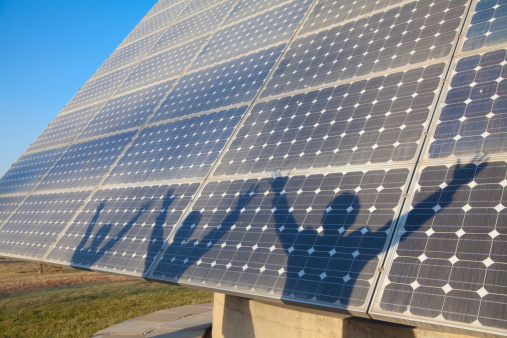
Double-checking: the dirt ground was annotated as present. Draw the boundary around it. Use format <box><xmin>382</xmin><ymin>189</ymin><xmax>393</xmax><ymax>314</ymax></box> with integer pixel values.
<box><xmin>0</xmin><ymin>257</ymin><xmax>135</xmax><ymax>295</ymax></box>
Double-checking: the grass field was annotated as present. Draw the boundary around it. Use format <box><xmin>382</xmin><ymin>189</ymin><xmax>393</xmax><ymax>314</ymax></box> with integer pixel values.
<box><xmin>0</xmin><ymin>258</ymin><xmax>213</xmax><ymax>337</ymax></box>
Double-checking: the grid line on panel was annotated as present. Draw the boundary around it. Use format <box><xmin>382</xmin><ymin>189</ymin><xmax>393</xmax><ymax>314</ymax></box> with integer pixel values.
<box><xmin>145</xmin><ymin>0</ymin><xmax>186</xmax><ymax>19</ymax></box>
<box><xmin>222</xmin><ymin>0</ymin><xmax>296</xmax><ymax>27</ymax></box>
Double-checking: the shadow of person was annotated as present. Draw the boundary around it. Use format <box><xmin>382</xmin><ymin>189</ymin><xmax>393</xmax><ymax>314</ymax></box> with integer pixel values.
<box><xmin>153</xmin><ymin>184</ymin><xmax>258</xmax><ymax>281</ymax></box>
<box><xmin>71</xmin><ymin>198</ymin><xmax>154</xmax><ymax>268</ymax></box>
<box><xmin>143</xmin><ymin>189</ymin><xmax>177</xmax><ymax>276</ymax></box>
<box><xmin>269</xmin><ymin>159</ymin><xmax>487</xmax><ymax>310</ymax></box>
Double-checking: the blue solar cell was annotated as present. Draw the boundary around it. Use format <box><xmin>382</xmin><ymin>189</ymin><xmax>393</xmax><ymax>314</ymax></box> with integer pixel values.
<box><xmin>27</xmin><ymin>104</ymin><xmax>102</xmax><ymax>152</ymax></box>
<box><xmin>0</xmin><ymin>147</ymin><xmax>66</xmax><ymax>194</ymax></box>
<box><xmin>79</xmin><ymin>81</ymin><xmax>174</xmax><ymax>139</ymax></box>
<box><xmin>0</xmin><ymin>191</ymin><xmax>91</xmax><ymax>259</ymax></box>
<box><xmin>36</xmin><ymin>131</ymin><xmax>136</xmax><ymax>191</ymax></box>
<box><xmin>223</xmin><ymin>0</ymin><xmax>290</xmax><ymax>25</ymax></box>
<box><xmin>105</xmin><ymin>106</ymin><xmax>245</xmax><ymax>184</ymax></box>
<box><xmin>189</xmin><ymin>1</ymin><xmax>311</xmax><ymax>70</ymax></box>
<box><xmin>463</xmin><ymin>0</ymin><xmax>507</xmax><ymax>51</ymax></box>
<box><xmin>262</xmin><ymin>0</ymin><xmax>467</xmax><ymax>98</ymax></box>
<box><xmin>150</xmin><ymin>44</ymin><xmax>285</xmax><ymax>123</ymax></box>
<box><xmin>429</xmin><ymin>50</ymin><xmax>507</xmax><ymax>158</ymax></box>
<box><xmin>0</xmin><ymin>196</ymin><xmax>26</xmax><ymax>223</ymax></box>
<box><xmin>46</xmin><ymin>183</ymin><xmax>199</xmax><ymax>275</ymax></box>
<box><xmin>373</xmin><ymin>161</ymin><xmax>507</xmax><ymax>331</ymax></box>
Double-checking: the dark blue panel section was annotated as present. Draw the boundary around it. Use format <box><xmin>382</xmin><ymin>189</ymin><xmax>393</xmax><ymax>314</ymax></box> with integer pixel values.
<box><xmin>79</xmin><ymin>81</ymin><xmax>174</xmax><ymax>139</ymax></box>
<box><xmin>105</xmin><ymin>106</ymin><xmax>245</xmax><ymax>184</ymax></box>
<box><xmin>27</xmin><ymin>104</ymin><xmax>102</xmax><ymax>152</ymax></box>
<box><xmin>150</xmin><ymin>169</ymin><xmax>408</xmax><ymax>310</ymax></box>
<box><xmin>463</xmin><ymin>0</ymin><xmax>507</xmax><ymax>51</ymax></box>
<box><xmin>216</xmin><ymin>64</ymin><xmax>444</xmax><ymax>176</ymax></box>
<box><xmin>0</xmin><ymin>147</ymin><xmax>66</xmax><ymax>194</ymax></box>
<box><xmin>46</xmin><ymin>183</ymin><xmax>199</xmax><ymax>275</ymax></box>
<box><xmin>379</xmin><ymin>161</ymin><xmax>507</xmax><ymax>330</ymax></box>
<box><xmin>262</xmin><ymin>0</ymin><xmax>466</xmax><ymax>98</ymax></box>
<box><xmin>190</xmin><ymin>1</ymin><xmax>310</xmax><ymax>70</ymax></box>
<box><xmin>299</xmin><ymin>0</ymin><xmax>404</xmax><ymax>35</ymax></box>
<box><xmin>118</xmin><ymin>37</ymin><xmax>207</xmax><ymax>94</ymax></box>
<box><xmin>150</xmin><ymin>44</ymin><xmax>285</xmax><ymax>123</ymax></box>
<box><xmin>36</xmin><ymin>131</ymin><xmax>136</xmax><ymax>191</ymax></box>
<box><xmin>148</xmin><ymin>1</ymin><xmax>235</xmax><ymax>55</ymax></box>
<box><xmin>0</xmin><ymin>191</ymin><xmax>91</xmax><ymax>259</ymax></box>
<box><xmin>429</xmin><ymin>50</ymin><xmax>507</xmax><ymax>158</ymax></box>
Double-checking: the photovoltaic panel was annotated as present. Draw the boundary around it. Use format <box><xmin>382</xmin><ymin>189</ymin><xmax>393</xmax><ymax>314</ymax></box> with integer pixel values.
<box><xmin>92</xmin><ymin>32</ymin><xmax>164</xmax><ymax>78</ymax></box>
<box><xmin>0</xmin><ymin>190</ymin><xmax>91</xmax><ymax>259</ymax></box>
<box><xmin>223</xmin><ymin>0</ymin><xmax>290</xmax><ymax>25</ymax></box>
<box><xmin>462</xmin><ymin>0</ymin><xmax>507</xmax><ymax>52</ymax></box>
<box><xmin>46</xmin><ymin>183</ymin><xmax>199</xmax><ymax>275</ymax></box>
<box><xmin>36</xmin><ymin>131</ymin><xmax>136</xmax><ymax>191</ymax></box>
<box><xmin>63</xmin><ymin>66</ymin><xmax>135</xmax><ymax>113</ymax></box>
<box><xmin>298</xmin><ymin>0</ymin><xmax>405</xmax><ymax>35</ymax></box>
<box><xmin>26</xmin><ymin>104</ymin><xmax>103</xmax><ymax>152</ymax></box>
<box><xmin>149</xmin><ymin>169</ymin><xmax>409</xmax><ymax>313</ymax></box>
<box><xmin>214</xmin><ymin>63</ymin><xmax>445</xmax><ymax>176</ymax></box>
<box><xmin>428</xmin><ymin>49</ymin><xmax>507</xmax><ymax>159</ymax></box>
<box><xmin>121</xmin><ymin>2</ymin><xmax>187</xmax><ymax>46</ymax></box>
<box><xmin>371</xmin><ymin>161</ymin><xmax>507</xmax><ymax>335</ymax></box>
<box><xmin>78</xmin><ymin>80</ymin><xmax>175</xmax><ymax>140</ymax></box>
<box><xmin>148</xmin><ymin>1</ymin><xmax>236</xmax><ymax>56</ymax></box>
<box><xmin>0</xmin><ymin>147</ymin><xmax>66</xmax><ymax>194</ymax></box>
<box><xmin>116</xmin><ymin>36</ymin><xmax>208</xmax><ymax>94</ymax></box>
<box><xmin>2</xmin><ymin>0</ymin><xmax>507</xmax><ymax>335</ymax></box>
<box><xmin>150</xmin><ymin>44</ymin><xmax>285</xmax><ymax>123</ymax></box>
<box><xmin>104</xmin><ymin>106</ymin><xmax>246</xmax><ymax>185</ymax></box>
<box><xmin>261</xmin><ymin>0</ymin><xmax>468</xmax><ymax>98</ymax></box>
<box><xmin>189</xmin><ymin>1</ymin><xmax>311</xmax><ymax>71</ymax></box>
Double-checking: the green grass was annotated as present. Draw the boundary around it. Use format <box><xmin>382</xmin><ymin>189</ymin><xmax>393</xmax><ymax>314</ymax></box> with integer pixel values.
<box><xmin>0</xmin><ymin>281</ymin><xmax>213</xmax><ymax>337</ymax></box>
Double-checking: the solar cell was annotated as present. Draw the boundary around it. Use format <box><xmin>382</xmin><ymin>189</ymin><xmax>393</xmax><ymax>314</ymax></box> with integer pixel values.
<box><xmin>428</xmin><ymin>49</ymin><xmax>507</xmax><ymax>159</ymax></box>
<box><xmin>78</xmin><ymin>80</ymin><xmax>175</xmax><ymax>139</ymax></box>
<box><xmin>150</xmin><ymin>168</ymin><xmax>409</xmax><ymax>312</ymax></box>
<box><xmin>262</xmin><ymin>0</ymin><xmax>467</xmax><ymax>98</ymax></box>
<box><xmin>36</xmin><ymin>131</ymin><xmax>136</xmax><ymax>191</ymax></box>
<box><xmin>117</xmin><ymin>36</ymin><xmax>207</xmax><ymax>94</ymax></box>
<box><xmin>223</xmin><ymin>0</ymin><xmax>290</xmax><ymax>25</ymax></box>
<box><xmin>121</xmin><ymin>2</ymin><xmax>187</xmax><ymax>46</ymax></box>
<box><xmin>215</xmin><ymin>63</ymin><xmax>445</xmax><ymax>176</ymax></box>
<box><xmin>26</xmin><ymin>104</ymin><xmax>103</xmax><ymax>152</ymax></box>
<box><xmin>189</xmin><ymin>1</ymin><xmax>311</xmax><ymax>70</ymax></box>
<box><xmin>371</xmin><ymin>160</ymin><xmax>507</xmax><ymax>333</ymax></box>
<box><xmin>0</xmin><ymin>147</ymin><xmax>66</xmax><ymax>194</ymax></box>
<box><xmin>145</xmin><ymin>0</ymin><xmax>184</xmax><ymax>19</ymax></box>
<box><xmin>0</xmin><ymin>191</ymin><xmax>91</xmax><ymax>259</ymax></box>
<box><xmin>93</xmin><ymin>32</ymin><xmax>163</xmax><ymax>78</ymax></box>
<box><xmin>46</xmin><ymin>183</ymin><xmax>199</xmax><ymax>275</ymax></box>
<box><xmin>180</xmin><ymin>0</ymin><xmax>228</xmax><ymax>19</ymax></box>
<box><xmin>63</xmin><ymin>67</ymin><xmax>135</xmax><ymax>113</ymax></box>
<box><xmin>462</xmin><ymin>0</ymin><xmax>507</xmax><ymax>52</ymax></box>
<box><xmin>0</xmin><ymin>196</ymin><xmax>26</xmax><ymax>224</ymax></box>
<box><xmin>299</xmin><ymin>0</ymin><xmax>405</xmax><ymax>35</ymax></box>
<box><xmin>148</xmin><ymin>1</ymin><xmax>236</xmax><ymax>56</ymax></box>
<box><xmin>150</xmin><ymin>44</ymin><xmax>285</xmax><ymax>123</ymax></box>
<box><xmin>105</xmin><ymin>106</ymin><xmax>246</xmax><ymax>185</ymax></box>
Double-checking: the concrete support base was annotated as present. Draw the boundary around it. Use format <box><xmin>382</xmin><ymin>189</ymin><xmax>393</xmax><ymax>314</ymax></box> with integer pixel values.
<box><xmin>212</xmin><ymin>293</ymin><xmax>476</xmax><ymax>338</ymax></box>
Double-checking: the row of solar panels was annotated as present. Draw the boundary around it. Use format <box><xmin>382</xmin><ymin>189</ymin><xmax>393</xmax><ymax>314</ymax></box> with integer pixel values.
<box><xmin>0</xmin><ymin>0</ymin><xmax>506</xmax><ymax>335</ymax></box>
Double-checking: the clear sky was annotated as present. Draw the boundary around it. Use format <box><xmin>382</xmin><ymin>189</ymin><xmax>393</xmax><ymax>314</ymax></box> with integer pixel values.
<box><xmin>0</xmin><ymin>0</ymin><xmax>157</xmax><ymax>177</ymax></box>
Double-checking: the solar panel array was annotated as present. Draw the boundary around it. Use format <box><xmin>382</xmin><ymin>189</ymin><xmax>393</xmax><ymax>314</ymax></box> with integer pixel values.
<box><xmin>0</xmin><ymin>0</ymin><xmax>505</xmax><ymax>335</ymax></box>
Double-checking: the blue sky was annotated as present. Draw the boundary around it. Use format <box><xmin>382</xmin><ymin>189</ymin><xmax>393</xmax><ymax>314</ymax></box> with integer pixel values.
<box><xmin>0</xmin><ymin>0</ymin><xmax>157</xmax><ymax>177</ymax></box>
